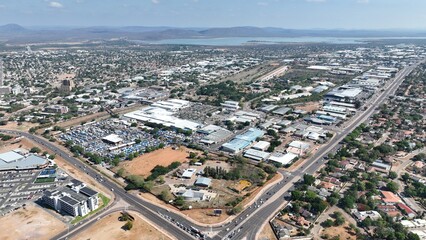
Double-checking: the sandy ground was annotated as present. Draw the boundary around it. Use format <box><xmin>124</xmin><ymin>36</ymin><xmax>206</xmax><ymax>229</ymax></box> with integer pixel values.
<box><xmin>0</xmin><ymin>121</ymin><xmax>38</xmax><ymax>132</ymax></box>
<box><xmin>295</xmin><ymin>101</ymin><xmax>321</xmax><ymax>113</ymax></box>
<box><xmin>73</xmin><ymin>211</ymin><xmax>171</xmax><ymax>240</ymax></box>
<box><xmin>258</xmin><ymin>223</ymin><xmax>277</xmax><ymax>240</ymax></box>
<box><xmin>118</xmin><ymin>147</ymin><xmax>191</xmax><ymax>177</ymax></box>
<box><xmin>0</xmin><ymin>203</ymin><xmax>66</xmax><ymax>240</ymax></box>
<box><xmin>183</xmin><ymin>208</ymin><xmax>230</xmax><ymax>225</ymax></box>
<box><xmin>320</xmin><ymin>222</ymin><xmax>356</xmax><ymax>240</ymax></box>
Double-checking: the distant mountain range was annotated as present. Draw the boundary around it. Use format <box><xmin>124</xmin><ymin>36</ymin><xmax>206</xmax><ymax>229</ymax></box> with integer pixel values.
<box><xmin>1</xmin><ymin>24</ymin><xmax>426</xmax><ymax>44</ymax></box>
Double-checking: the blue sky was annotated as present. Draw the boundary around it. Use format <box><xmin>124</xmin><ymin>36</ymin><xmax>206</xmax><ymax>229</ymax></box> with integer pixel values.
<box><xmin>0</xmin><ymin>0</ymin><xmax>425</xmax><ymax>29</ymax></box>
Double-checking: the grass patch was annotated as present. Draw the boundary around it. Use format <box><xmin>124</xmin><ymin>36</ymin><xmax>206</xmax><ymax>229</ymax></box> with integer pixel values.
<box><xmin>34</xmin><ymin>177</ymin><xmax>56</xmax><ymax>183</ymax></box>
<box><xmin>71</xmin><ymin>193</ymin><xmax>110</xmax><ymax>224</ymax></box>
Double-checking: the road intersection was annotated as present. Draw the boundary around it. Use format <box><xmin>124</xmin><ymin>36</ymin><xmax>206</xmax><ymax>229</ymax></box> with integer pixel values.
<box><xmin>0</xmin><ymin>61</ymin><xmax>420</xmax><ymax>240</ymax></box>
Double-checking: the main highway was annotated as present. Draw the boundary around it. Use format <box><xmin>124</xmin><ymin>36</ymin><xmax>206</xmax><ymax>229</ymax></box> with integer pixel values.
<box><xmin>0</xmin><ymin>61</ymin><xmax>421</xmax><ymax>240</ymax></box>
<box><xmin>213</xmin><ymin>61</ymin><xmax>423</xmax><ymax>240</ymax></box>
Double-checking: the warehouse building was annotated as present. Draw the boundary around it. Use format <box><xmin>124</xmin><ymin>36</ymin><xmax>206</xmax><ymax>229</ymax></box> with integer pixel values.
<box><xmin>194</xmin><ymin>177</ymin><xmax>212</xmax><ymax>187</ymax></box>
<box><xmin>221</xmin><ymin>100</ymin><xmax>240</xmax><ymax>110</ymax></box>
<box><xmin>251</xmin><ymin>141</ymin><xmax>270</xmax><ymax>151</ymax></box>
<box><xmin>0</xmin><ymin>150</ymin><xmax>49</xmax><ymax>171</ymax></box>
<box><xmin>324</xmin><ymin>86</ymin><xmax>363</xmax><ymax>103</ymax></box>
<box><xmin>221</xmin><ymin>128</ymin><xmax>265</xmax><ymax>154</ymax></box>
<box><xmin>244</xmin><ymin>149</ymin><xmax>270</xmax><ymax>161</ymax></box>
<box><xmin>268</xmin><ymin>152</ymin><xmax>298</xmax><ymax>166</ymax></box>
<box><xmin>124</xmin><ymin>106</ymin><xmax>202</xmax><ymax>131</ymax></box>
<box><xmin>43</xmin><ymin>179</ymin><xmax>99</xmax><ymax>217</ymax></box>
<box><xmin>198</xmin><ymin>125</ymin><xmax>233</xmax><ymax>144</ymax></box>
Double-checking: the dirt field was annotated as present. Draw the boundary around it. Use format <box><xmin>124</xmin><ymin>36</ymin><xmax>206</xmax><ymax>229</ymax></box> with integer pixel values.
<box><xmin>0</xmin><ymin>203</ymin><xmax>66</xmax><ymax>240</ymax></box>
<box><xmin>320</xmin><ymin>222</ymin><xmax>356</xmax><ymax>240</ymax></box>
<box><xmin>183</xmin><ymin>208</ymin><xmax>230</xmax><ymax>224</ymax></box>
<box><xmin>295</xmin><ymin>101</ymin><xmax>321</xmax><ymax>113</ymax></box>
<box><xmin>73</xmin><ymin>211</ymin><xmax>172</xmax><ymax>240</ymax></box>
<box><xmin>117</xmin><ymin>147</ymin><xmax>192</xmax><ymax>177</ymax></box>
<box><xmin>0</xmin><ymin>121</ymin><xmax>38</xmax><ymax>131</ymax></box>
<box><xmin>258</xmin><ymin>223</ymin><xmax>277</xmax><ymax>240</ymax></box>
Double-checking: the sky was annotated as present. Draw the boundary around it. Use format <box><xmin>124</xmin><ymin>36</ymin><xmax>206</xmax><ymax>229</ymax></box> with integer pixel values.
<box><xmin>0</xmin><ymin>0</ymin><xmax>425</xmax><ymax>30</ymax></box>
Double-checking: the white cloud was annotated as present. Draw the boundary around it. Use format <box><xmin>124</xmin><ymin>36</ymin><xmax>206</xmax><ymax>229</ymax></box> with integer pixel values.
<box><xmin>357</xmin><ymin>0</ymin><xmax>370</xmax><ymax>3</ymax></box>
<box><xmin>49</xmin><ymin>1</ymin><xmax>64</xmax><ymax>8</ymax></box>
<box><xmin>306</xmin><ymin>0</ymin><xmax>326</xmax><ymax>2</ymax></box>
<box><xmin>257</xmin><ymin>1</ymin><xmax>269</xmax><ymax>6</ymax></box>
<box><xmin>151</xmin><ymin>0</ymin><xmax>160</xmax><ymax>4</ymax></box>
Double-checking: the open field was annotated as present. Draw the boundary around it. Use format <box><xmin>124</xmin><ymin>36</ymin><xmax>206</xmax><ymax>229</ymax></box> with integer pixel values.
<box><xmin>258</xmin><ymin>223</ymin><xmax>277</xmax><ymax>240</ymax></box>
<box><xmin>139</xmin><ymin>192</ymin><xmax>232</xmax><ymax>225</ymax></box>
<box><xmin>320</xmin><ymin>222</ymin><xmax>356</xmax><ymax>240</ymax></box>
<box><xmin>73</xmin><ymin>211</ymin><xmax>172</xmax><ymax>240</ymax></box>
<box><xmin>0</xmin><ymin>203</ymin><xmax>66</xmax><ymax>240</ymax></box>
<box><xmin>295</xmin><ymin>101</ymin><xmax>321</xmax><ymax>113</ymax></box>
<box><xmin>117</xmin><ymin>147</ymin><xmax>192</xmax><ymax>177</ymax></box>
<box><xmin>0</xmin><ymin>121</ymin><xmax>38</xmax><ymax>132</ymax></box>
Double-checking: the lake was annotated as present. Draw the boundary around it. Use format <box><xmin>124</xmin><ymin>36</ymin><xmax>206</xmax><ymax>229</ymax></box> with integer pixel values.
<box><xmin>136</xmin><ymin>36</ymin><xmax>426</xmax><ymax>46</ymax></box>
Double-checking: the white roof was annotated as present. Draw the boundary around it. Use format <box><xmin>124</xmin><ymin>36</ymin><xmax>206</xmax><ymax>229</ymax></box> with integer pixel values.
<box><xmin>0</xmin><ymin>151</ymin><xmax>24</xmax><ymax>163</ymax></box>
<box><xmin>244</xmin><ymin>149</ymin><xmax>270</xmax><ymax>161</ymax></box>
<box><xmin>268</xmin><ymin>152</ymin><xmax>298</xmax><ymax>165</ymax></box>
<box><xmin>182</xmin><ymin>169</ymin><xmax>196</xmax><ymax>178</ymax></box>
<box><xmin>289</xmin><ymin>141</ymin><xmax>310</xmax><ymax>150</ymax></box>
<box><xmin>124</xmin><ymin>107</ymin><xmax>202</xmax><ymax>131</ymax></box>
<box><xmin>102</xmin><ymin>134</ymin><xmax>123</xmax><ymax>143</ymax></box>
<box><xmin>252</xmin><ymin>141</ymin><xmax>270</xmax><ymax>150</ymax></box>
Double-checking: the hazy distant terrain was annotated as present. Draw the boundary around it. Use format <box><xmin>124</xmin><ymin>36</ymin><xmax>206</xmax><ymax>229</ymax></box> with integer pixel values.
<box><xmin>1</xmin><ymin>24</ymin><xmax>426</xmax><ymax>44</ymax></box>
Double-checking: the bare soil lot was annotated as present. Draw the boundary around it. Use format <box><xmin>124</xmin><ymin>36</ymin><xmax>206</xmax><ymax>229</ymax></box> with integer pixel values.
<box><xmin>0</xmin><ymin>203</ymin><xmax>66</xmax><ymax>240</ymax></box>
<box><xmin>73</xmin><ymin>211</ymin><xmax>172</xmax><ymax>240</ymax></box>
<box><xmin>320</xmin><ymin>222</ymin><xmax>356</xmax><ymax>240</ymax></box>
<box><xmin>295</xmin><ymin>101</ymin><xmax>321</xmax><ymax>113</ymax></box>
<box><xmin>258</xmin><ymin>223</ymin><xmax>277</xmax><ymax>240</ymax></box>
<box><xmin>117</xmin><ymin>147</ymin><xmax>193</xmax><ymax>177</ymax></box>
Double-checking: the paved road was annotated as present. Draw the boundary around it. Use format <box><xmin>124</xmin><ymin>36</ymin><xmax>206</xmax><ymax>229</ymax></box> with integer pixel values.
<box><xmin>213</xmin><ymin>61</ymin><xmax>422</xmax><ymax>240</ymax></box>
<box><xmin>0</xmin><ymin>62</ymin><xmax>421</xmax><ymax>240</ymax></box>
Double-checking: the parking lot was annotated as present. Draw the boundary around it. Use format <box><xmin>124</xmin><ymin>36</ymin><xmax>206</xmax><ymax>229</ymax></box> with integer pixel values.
<box><xmin>0</xmin><ymin>169</ymin><xmax>68</xmax><ymax>216</ymax></box>
<box><xmin>59</xmin><ymin>119</ymin><xmax>204</xmax><ymax>160</ymax></box>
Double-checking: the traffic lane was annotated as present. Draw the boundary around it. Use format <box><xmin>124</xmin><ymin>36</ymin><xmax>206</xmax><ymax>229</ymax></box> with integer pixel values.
<box><xmin>10</xmin><ymin>131</ymin><xmax>196</xmax><ymax>240</ymax></box>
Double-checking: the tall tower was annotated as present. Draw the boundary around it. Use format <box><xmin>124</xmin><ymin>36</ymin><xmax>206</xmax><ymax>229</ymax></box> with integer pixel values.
<box><xmin>0</xmin><ymin>59</ymin><xmax>3</xmax><ymax>86</ymax></box>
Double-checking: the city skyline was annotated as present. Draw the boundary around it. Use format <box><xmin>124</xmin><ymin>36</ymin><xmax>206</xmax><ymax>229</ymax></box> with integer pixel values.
<box><xmin>0</xmin><ymin>0</ymin><xmax>425</xmax><ymax>30</ymax></box>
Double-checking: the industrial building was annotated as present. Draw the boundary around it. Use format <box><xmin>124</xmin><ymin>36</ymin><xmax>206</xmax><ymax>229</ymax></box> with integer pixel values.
<box><xmin>194</xmin><ymin>177</ymin><xmax>212</xmax><ymax>187</ymax></box>
<box><xmin>287</xmin><ymin>141</ymin><xmax>311</xmax><ymax>156</ymax></box>
<box><xmin>268</xmin><ymin>152</ymin><xmax>298</xmax><ymax>166</ymax></box>
<box><xmin>43</xmin><ymin>179</ymin><xmax>99</xmax><ymax>217</ymax></box>
<box><xmin>197</xmin><ymin>125</ymin><xmax>233</xmax><ymax>144</ymax></box>
<box><xmin>220</xmin><ymin>100</ymin><xmax>240</xmax><ymax>110</ymax></box>
<box><xmin>0</xmin><ymin>150</ymin><xmax>49</xmax><ymax>171</ymax></box>
<box><xmin>124</xmin><ymin>106</ymin><xmax>202</xmax><ymax>131</ymax></box>
<box><xmin>272</xmin><ymin>107</ymin><xmax>292</xmax><ymax>116</ymax></box>
<box><xmin>324</xmin><ymin>86</ymin><xmax>363</xmax><ymax>103</ymax></box>
<box><xmin>243</xmin><ymin>149</ymin><xmax>270</xmax><ymax>161</ymax></box>
<box><xmin>44</xmin><ymin>105</ymin><xmax>69</xmax><ymax>114</ymax></box>
<box><xmin>221</xmin><ymin>128</ymin><xmax>265</xmax><ymax>154</ymax></box>
<box><xmin>251</xmin><ymin>141</ymin><xmax>270</xmax><ymax>151</ymax></box>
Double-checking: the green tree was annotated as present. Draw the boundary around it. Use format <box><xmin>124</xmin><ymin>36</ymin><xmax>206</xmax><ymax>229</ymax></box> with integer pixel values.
<box><xmin>303</xmin><ymin>174</ymin><xmax>316</xmax><ymax>186</ymax></box>
<box><xmin>386</xmin><ymin>181</ymin><xmax>399</xmax><ymax>193</ymax></box>
<box><xmin>30</xmin><ymin>147</ymin><xmax>41</xmax><ymax>153</ymax></box>
<box><xmin>123</xmin><ymin>220</ymin><xmax>133</xmax><ymax>231</ymax></box>
<box><xmin>388</xmin><ymin>171</ymin><xmax>398</xmax><ymax>179</ymax></box>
